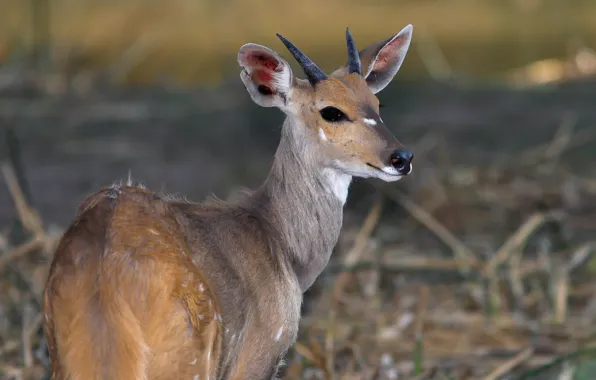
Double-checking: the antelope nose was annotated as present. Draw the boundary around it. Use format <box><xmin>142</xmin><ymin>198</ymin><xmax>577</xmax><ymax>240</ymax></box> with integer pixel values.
<box><xmin>390</xmin><ymin>150</ymin><xmax>413</xmax><ymax>175</ymax></box>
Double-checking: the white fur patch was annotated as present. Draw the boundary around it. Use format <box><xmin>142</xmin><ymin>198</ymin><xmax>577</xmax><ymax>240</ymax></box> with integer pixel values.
<box><xmin>364</xmin><ymin>118</ymin><xmax>377</xmax><ymax>126</ymax></box>
<box><xmin>274</xmin><ymin>63</ymin><xmax>292</xmax><ymax>91</ymax></box>
<box><xmin>381</xmin><ymin>163</ymin><xmax>412</xmax><ymax>177</ymax></box>
<box><xmin>109</xmin><ymin>178</ymin><xmax>146</xmax><ymax>193</ymax></box>
<box><xmin>318</xmin><ymin>128</ymin><xmax>328</xmax><ymax>141</ymax></box>
<box><xmin>275</xmin><ymin>327</ymin><xmax>283</xmax><ymax>342</ymax></box>
<box><xmin>375</xmin><ymin>165</ymin><xmax>405</xmax><ymax>182</ymax></box>
<box><xmin>379</xmin><ymin>166</ymin><xmax>400</xmax><ymax>176</ymax></box>
<box><xmin>333</xmin><ymin>160</ymin><xmax>403</xmax><ymax>182</ymax></box>
<box><xmin>322</xmin><ymin>168</ymin><xmax>352</xmax><ymax>204</ymax></box>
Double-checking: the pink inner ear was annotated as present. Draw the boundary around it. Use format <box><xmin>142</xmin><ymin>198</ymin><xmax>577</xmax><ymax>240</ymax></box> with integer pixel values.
<box><xmin>375</xmin><ymin>34</ymin><xmax>407</xmax><ymax>70</ymax></box>
<box><xmin>245</xmin><ymin>51</ymin><xmax>283</xmax><ymax>86</ymax></box>
<box><xmin>244</xmin><ymin>51</ymin><xmax>281</xmax><ymax>75</ymax></box>
<box><xmin>252</xmin><ymin>53</ymin><xmax>280</xmax><ymax>71</ymax></box>
<box><xmin>255</xmin><ymin>70</ymin><xmax>273</xmax><ymax>83</ymax></box>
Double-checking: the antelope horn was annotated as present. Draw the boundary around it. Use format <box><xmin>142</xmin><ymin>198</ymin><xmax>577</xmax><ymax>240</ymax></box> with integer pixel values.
<box><xmin>345</xmin><ymin>27</ymin><xmax>362</xmax><ymax>75</ymax></box>
<box><xmin>276</xmin><ymin>33</ymin><xmax>327</xmax><ymax>85</ymax></box>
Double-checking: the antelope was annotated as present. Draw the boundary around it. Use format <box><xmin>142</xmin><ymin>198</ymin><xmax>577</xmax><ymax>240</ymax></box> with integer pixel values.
<box><xmin>42</xmin><ymin>25</ymin><xmax>414</xmax><ymax>380</ymax></box>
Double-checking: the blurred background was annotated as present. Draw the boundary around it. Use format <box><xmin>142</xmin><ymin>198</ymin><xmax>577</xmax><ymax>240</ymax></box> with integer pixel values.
<box><xmin>0</xmin><ymin>0</ymin><xmax>596</xmax><ymax>379</ymax></box>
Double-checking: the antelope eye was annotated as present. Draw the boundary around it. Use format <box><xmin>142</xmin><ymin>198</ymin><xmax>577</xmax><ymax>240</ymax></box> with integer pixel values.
<box><xmin>320</xmin><ymin>106</ymin><xmax>347</xmax><ymax>123</ymax></box>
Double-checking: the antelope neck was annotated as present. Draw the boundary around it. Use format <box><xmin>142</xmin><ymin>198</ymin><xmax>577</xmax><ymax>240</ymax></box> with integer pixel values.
<box><xmin>255</xmin><ymin>117</ymin><xmax>349</xmax><ymax>291</ymax></box>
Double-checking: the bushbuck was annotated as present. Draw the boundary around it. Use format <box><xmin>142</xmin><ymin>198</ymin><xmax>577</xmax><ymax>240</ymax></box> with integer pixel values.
<box><xmin>43</xmin><ymin>25</ymin><xmax>414</xmax><ymax>380</ymax></box>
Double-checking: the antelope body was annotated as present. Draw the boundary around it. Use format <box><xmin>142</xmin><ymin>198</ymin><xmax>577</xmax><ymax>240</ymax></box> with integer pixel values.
<box><xmin>43</xmin><ymin>26</ymin><xmax>414</xmax><ymax>380</ymax></box>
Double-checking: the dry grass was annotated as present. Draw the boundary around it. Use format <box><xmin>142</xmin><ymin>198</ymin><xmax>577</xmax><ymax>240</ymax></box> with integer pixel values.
<box><xmin>284</xmin><ymin>125</ymin><xmax>596</xmax><ymax>378</ymax></box>
<box><xmin>1</xmin><ymin>92</ymin><xmax>596</xmax><ymax>379</ymax></box>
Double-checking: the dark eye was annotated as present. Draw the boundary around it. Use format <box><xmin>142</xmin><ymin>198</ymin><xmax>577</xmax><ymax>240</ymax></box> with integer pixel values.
<box><xmin>319</xmin><ymin>106</ymin><xmax>347</xmax><ymax>123</ymax></box>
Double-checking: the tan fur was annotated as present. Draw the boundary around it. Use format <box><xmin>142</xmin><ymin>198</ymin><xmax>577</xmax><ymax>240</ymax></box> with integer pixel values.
<box><xmin>44</xmin><ymin>187</ymin><xmax>223</xmax><ymax>380</ymax></box>
<box><xmin>289</xmin><ymin>74</ymin><xmax>399</xmax><ymax>170</ymax></box>
<box><xmin>43</xmin><ymin>26</ymin><xmax>414</xmax><ymax>380</ymax></box>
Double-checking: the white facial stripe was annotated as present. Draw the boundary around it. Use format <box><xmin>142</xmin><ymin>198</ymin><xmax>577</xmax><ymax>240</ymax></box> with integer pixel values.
<box><xmin>363</xmin><ymin>118</ymin><xmax>377</xmax><ymax>126</ymax></box>
<box><xmin>319</xmin><ymin>128</ymin><xmax>328</xmax><ymax>141</ymax></box>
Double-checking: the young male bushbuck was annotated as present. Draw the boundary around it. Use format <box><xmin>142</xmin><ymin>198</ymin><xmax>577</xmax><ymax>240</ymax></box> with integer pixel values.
<box><xmin>42</xmin><ymin>25</ymin><xmax>414</xmax><ymax>380</ymax></box>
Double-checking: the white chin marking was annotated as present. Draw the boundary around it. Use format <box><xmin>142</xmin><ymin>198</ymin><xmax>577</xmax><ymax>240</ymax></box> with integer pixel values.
<box><xmin>379</xmin><ymin>166</ymin><xmax>400</xmax><ymax>176</ymax></box>
<box><xmin>363</xmin><ymin>118</ymin><xmax>377</xmax><ymax>126</ymax></box>
<box><xmin>376</xmin><ymin>171</ymin><xmax>403</xmax><ymax>182</ymax></box>
<box><xmin>331</xmin><ymin>161</ymin><xmax>409</xmax><ymax>184</ymax></box>
<box><xmin>375</xmin><ymin>165</ymin><xmax>406</xmax><ymax>182</ymax></box>
<box><xmin>319</xmin><ymin>128</ymin><xmax>328</xmax><ymax>141</ymax></box>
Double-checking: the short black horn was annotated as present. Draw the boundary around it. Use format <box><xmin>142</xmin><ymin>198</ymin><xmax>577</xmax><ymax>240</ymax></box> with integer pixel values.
<box><xmin>276</xmin><ymin>33</ymin><xmax>327</xmax><ymax>85</ymax></box>
<box><xmin>346</xmin><ymin>28</ymin><xmax>362</xmax><ymax>75</ymax></box>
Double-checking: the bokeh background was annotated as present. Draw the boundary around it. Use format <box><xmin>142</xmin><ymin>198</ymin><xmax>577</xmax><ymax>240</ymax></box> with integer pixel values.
<box><xmin>1</xmin><ymin>0</ymin><xmax>596</xmax><ymax>379</ymax></box>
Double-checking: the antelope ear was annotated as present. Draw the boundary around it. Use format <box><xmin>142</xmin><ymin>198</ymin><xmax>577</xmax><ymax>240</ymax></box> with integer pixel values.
<box><xmin>238</xmin><ymin>44</ymin><xmax>295</xmax><ymax>109</ymax></box>
<box><xmin>361</xmin><ymin>25</ymin><xmax>413</xmax><ymax>93</ymax></box>
<box><xmin>332</xmin><ymin>25</ymin><xmax>413</xmax><ymax>94</ymax></box>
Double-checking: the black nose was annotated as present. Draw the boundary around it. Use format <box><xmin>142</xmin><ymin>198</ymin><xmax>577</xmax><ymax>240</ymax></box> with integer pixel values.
<box><xmin>390</xmin><ymin>150</ymin><xmax>413</xmax><ymax>175</ymax></box>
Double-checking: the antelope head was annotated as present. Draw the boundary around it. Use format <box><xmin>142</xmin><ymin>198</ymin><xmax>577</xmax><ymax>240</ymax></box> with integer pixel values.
<box><xmin>238</xmin><ymin>25</ymin><xmax>414</xmax><ymax>183</ymax></box>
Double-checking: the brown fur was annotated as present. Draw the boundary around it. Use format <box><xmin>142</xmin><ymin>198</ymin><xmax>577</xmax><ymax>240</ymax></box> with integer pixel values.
<box><xmin>43</xmin><ymin>27</ymin><xmax>414</xmax><ymax>380</ymax></box>
<box><xmin>292</xmin><ymin>74</ymin><xmax>400</xmax><ymax>170</ymax></box>
<box><xmin>44</xmin><ymin>186</ymin><xmax>223</xmax><ymax>380</ymax></box>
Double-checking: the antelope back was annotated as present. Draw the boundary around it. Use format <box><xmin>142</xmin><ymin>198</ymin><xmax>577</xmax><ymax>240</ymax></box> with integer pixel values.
<box><xmin>43</xmin><ymin>186</ymin><xmax>223</xmax><ymax>380</ymax></box>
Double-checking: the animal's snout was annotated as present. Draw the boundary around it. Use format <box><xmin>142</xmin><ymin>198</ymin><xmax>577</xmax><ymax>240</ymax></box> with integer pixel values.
<box><xmin>389</xmin><ymin>150</ymin><xmax>413</xmax><ymax>175</ymax></box>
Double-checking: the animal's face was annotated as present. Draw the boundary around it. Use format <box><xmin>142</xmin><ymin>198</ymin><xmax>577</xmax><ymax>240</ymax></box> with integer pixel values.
<box><xmin>238</xmin><ymin>26</ymin><xmax>414</xmax><ymax>181</ymax></box>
